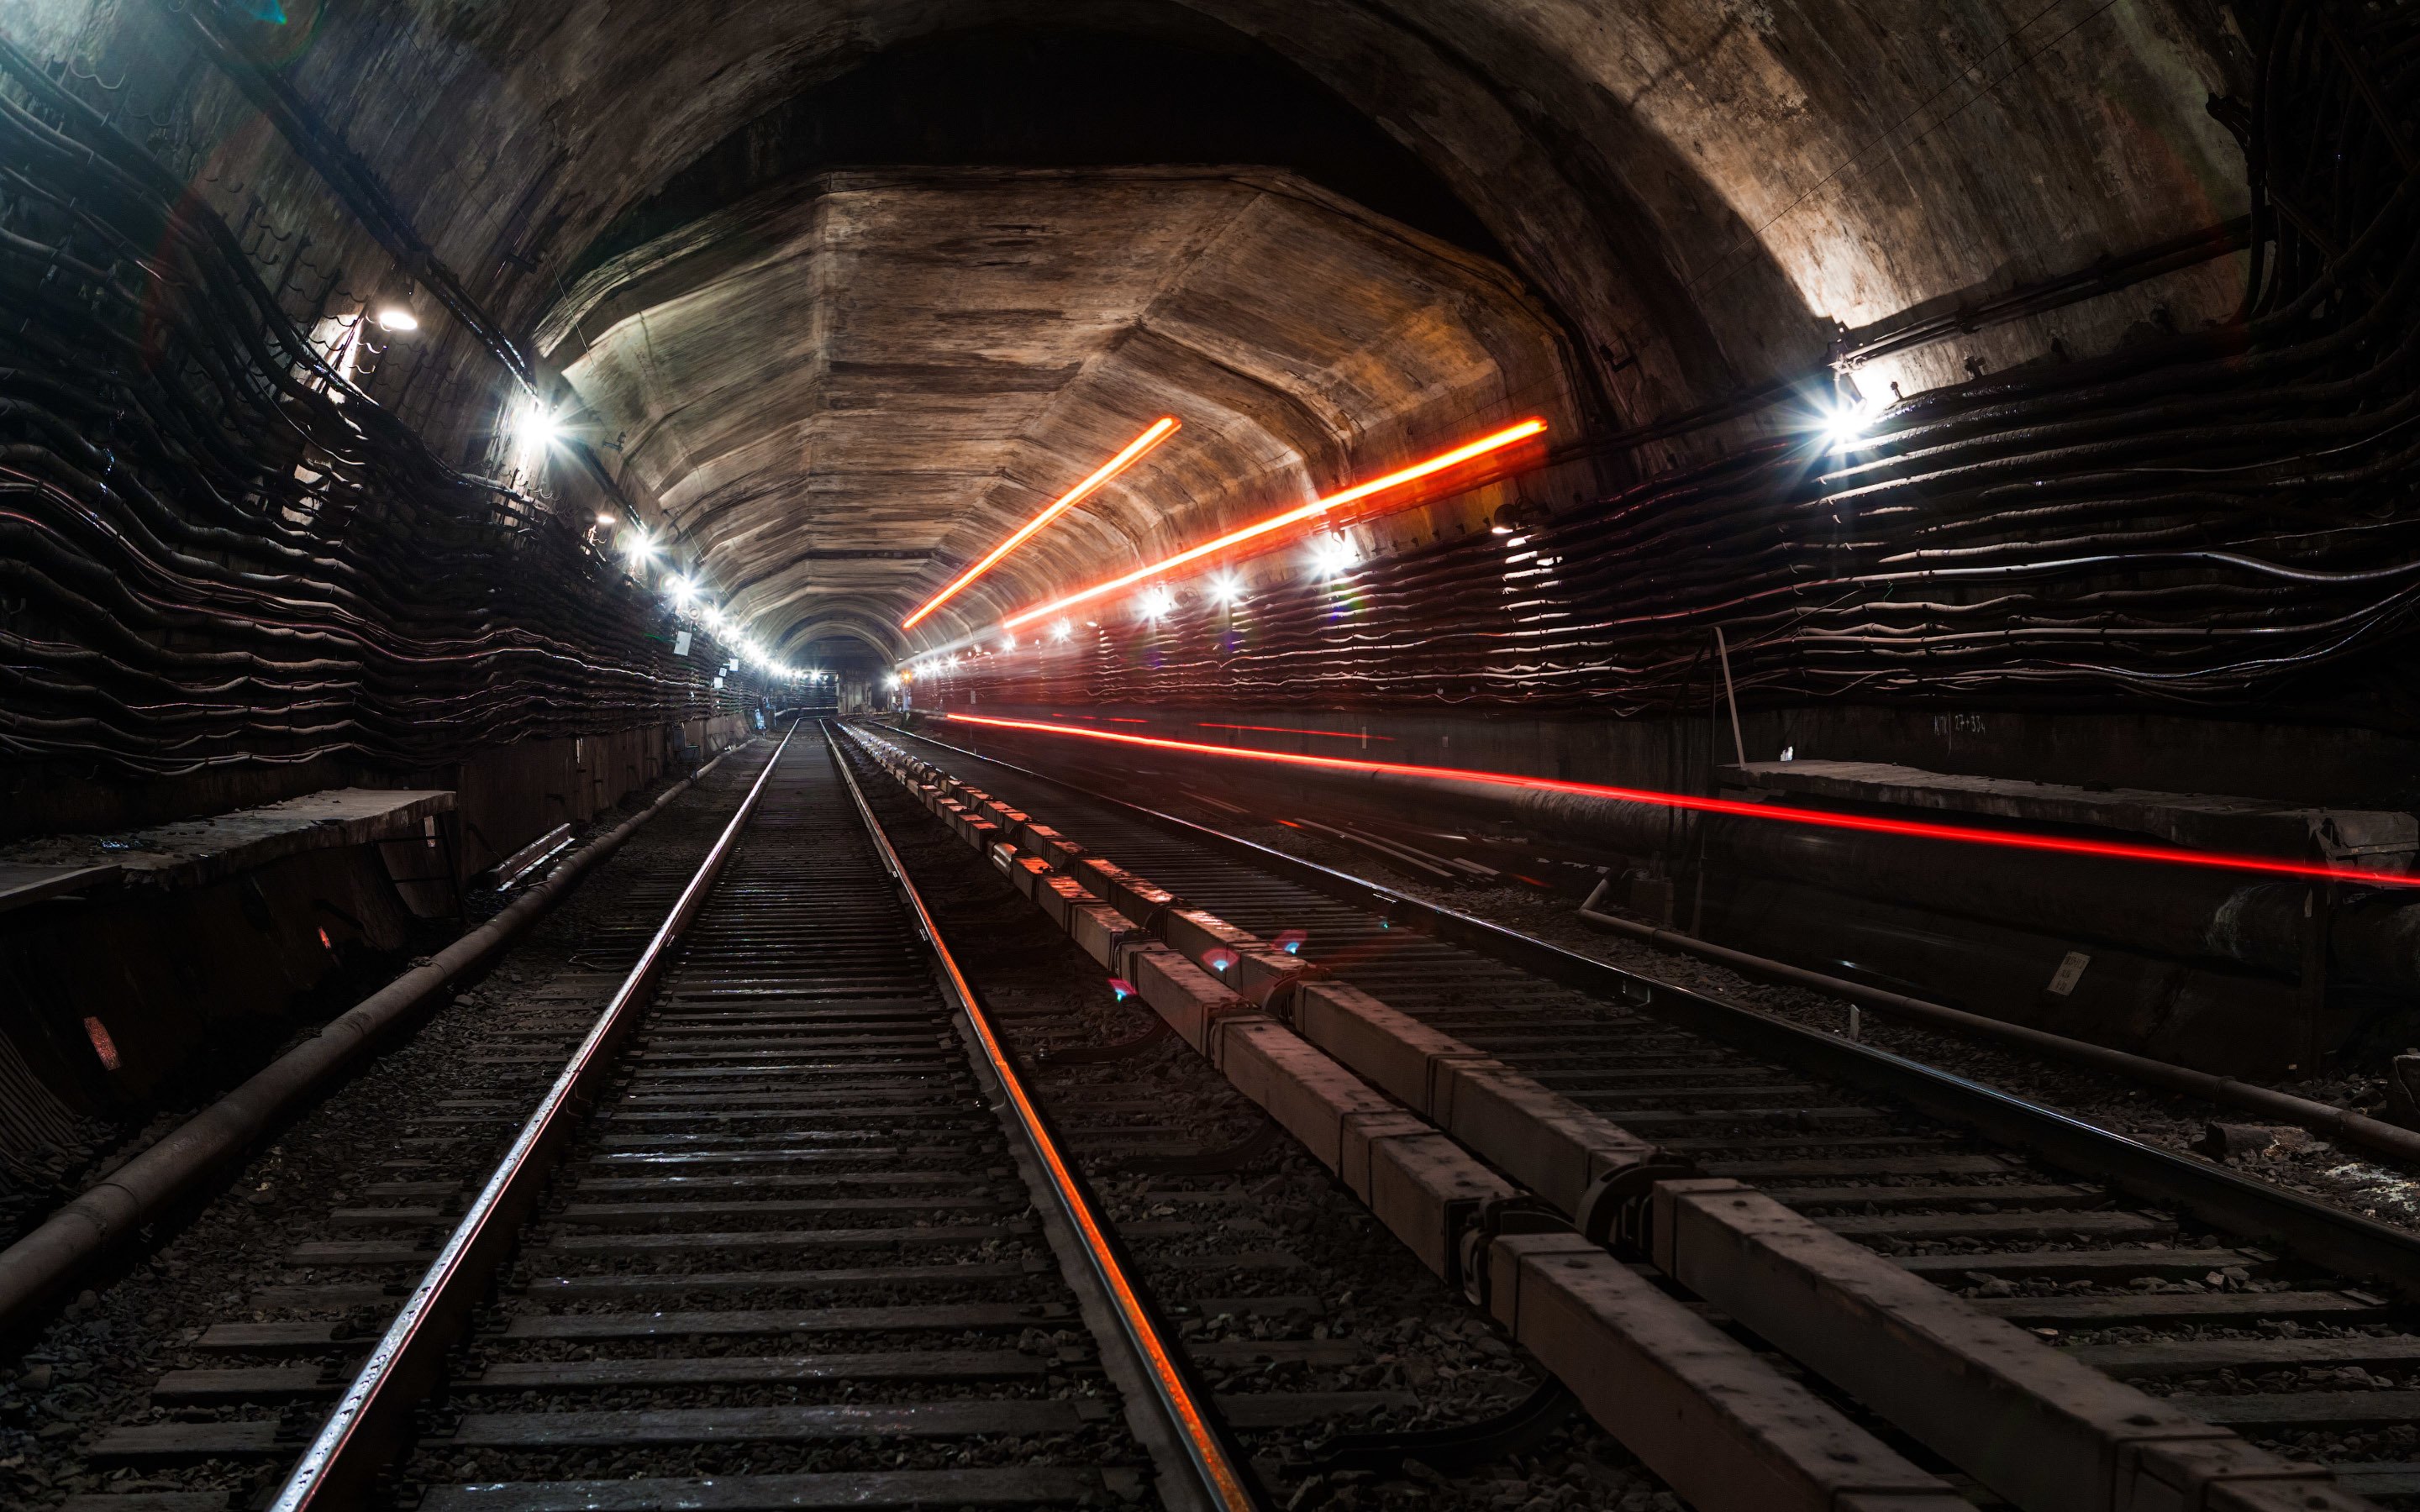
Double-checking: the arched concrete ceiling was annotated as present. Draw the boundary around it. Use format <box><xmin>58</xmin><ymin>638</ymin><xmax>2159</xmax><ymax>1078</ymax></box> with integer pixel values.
<box><xmin>132</xmin><ymin>0</ymin><xmax>2244</xmax><ymax>396</ymax></box>
<box><xmin>540</xmin><ymin>168</ymin><xmax>1580</xmax><ymax>658</ymax></box>
<box><xmin>21</xmin><ymin>0</ymin><xmax>2251</xmax><ymax>654</ymax></box>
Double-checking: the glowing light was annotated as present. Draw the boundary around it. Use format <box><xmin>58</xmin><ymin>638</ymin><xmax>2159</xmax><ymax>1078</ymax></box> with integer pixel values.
<box><xmin>902</xmin><ymin>417</ymin><xmax>1181</xmax><ymax>631</ymax></box>
<box><xmin>1138</xmin><ymin>585</ymin><xmax>1176</xmax><ymax>621</ymax></box>
<box><xmin>623</xmin><ymin>529</ymin><xmax>655</xmax><ymax>564</ymax></box>
<box><xmin>999</xmin><ymin>633</ymin><xmax>1018</xmax><ymax>653</ymax></box>
<box><xmin>1820</xmin><ymin>381</ymin><xmax>1883</xmax><ymax>450</ymax></box>
<box><xmin>595</xmin><ymin>512</ymin><xmax>616</xmax><ymax>527</ymax></box>
<box><xmin>375</xmin><ymin>306</ymin><xmax>418</xmax><ymax>333</ymax></box>
<box><xmin>666</xmin><ymin>575</ymin><xmax>697</xmax><ymax>605</ymax></box>
<box><xmin>517</xmin><ymin>406</ymin><xmax>562</xmax><ymax>449</ymax></box>
<box><xmin>1274</xmin><ymin>929</ymin><xmax>1307</xmax><ymax>955</ymax></box>
<box><xmin>939</xmin><ymin>712</ymin><xmax>2420</xmax><ymax>890</ymax></box>
<box><xmin>1107</xmin><ymin>976</ymin><xmax>1135</xmax><ymax>1002</ymax></box>
<box><xmin>1310</xmin><ymin>535</ymin><xmax>1358</xmax><ymax>579</ymax></box>
<box><xmin>1003</xmin><ymin>417</ymin><xmax>1547</xmax><ymax>631</ymax></box>
<box><xmin>1208</xmin><ymin>574</ymin><xmax>1244</xmax><ymax>606</ymax></box>
<box><xmin>1203</xmin><ymin>948</ymin><xmax>1239</xmax><ymax>974</ymax></box>
<box><xmin>1050</xmin><ymin>618</ymin><xmax>1074</xmax><ymax>643</ymax></box>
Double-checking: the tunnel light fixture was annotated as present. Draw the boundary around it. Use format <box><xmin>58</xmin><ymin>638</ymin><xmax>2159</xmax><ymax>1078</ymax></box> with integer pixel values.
<box><xmin>999</xmin><ymin>633</ymin><xmax>1018</xmax><ymax>653</ymax></box>
<box><xmin>1208</xmin><ymin>573</ymin><xmax>1244</xmax><ymax>606</ymax></box>
<box><xmin>1002</xmin><ymin>417</ymin><xmax>1548</xmax><ymax>632</ymax></box>
<box><xmin>375</xmin><ymin>306</ymin><xmax>418</xmax><ymax>333</ymax></box>
<box><xmin>941</xmin><ymin>712</ymin><xmax>2420</xmax><ymax>890</ymax></box>
<box><xmin>902</xmin><ymin>417</ymin><xmax>1181</xmax><ymax>632</ymax></box>
<box><xmin>517</xmin><ymin>405</ymin><xmax>564</xmax><ymax>449</ymax></box>
<box><xmin>623</xmin><ymin>528</ymin><xmax>655</xmax><ymax>565</ymax></box>
<box><xmin>1821</xmin><ymin>403</ymin><xmax>1875</xmax><ymax>449</ymax></box>
<box><xmin>1309</xmin><ymin>535</ymin><xmax>1359</xmax><ymax>579</ymax></box>
<box><xmin>1050</xmin><ymin>618</ymin><xmax>1075</xmax><ymax>643</ymax></box>
<box><xmin>1820</xmin><ymin>377</ymin><xmax>1883</xmax><ymax>451</ymax></box>
<box><xmin>1138</xmin><ymin>585</ymin><xmax>1176</xmax><ymax>621</ymax></box>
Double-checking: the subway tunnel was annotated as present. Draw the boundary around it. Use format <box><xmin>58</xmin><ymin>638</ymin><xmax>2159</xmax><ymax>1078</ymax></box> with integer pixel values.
<box><xmin>4</xmin><ymin>2</ymin><xmax>2420</xmax><ymax>1509</ymax></box>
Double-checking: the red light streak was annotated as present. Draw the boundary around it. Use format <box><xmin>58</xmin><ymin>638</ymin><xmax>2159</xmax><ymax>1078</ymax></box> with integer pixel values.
<box><xmin>1200</xmin><ymin>722</ymin><xmax>1394</xmax><ymax>742</ymax></box>
<box><xmin>902</xmin><ymin>417</ymin><xmax>1178</xmax><ymax>631</ymax></box>
<box><xmin>1002</xmin><ymin>417</ymin><xmax>1548</xmax><ymax>631</ymax></box>
<box><xmin>941</xmin><ymin>713</ymin><xmax>2420</xmax><ymax>889</ymax></box>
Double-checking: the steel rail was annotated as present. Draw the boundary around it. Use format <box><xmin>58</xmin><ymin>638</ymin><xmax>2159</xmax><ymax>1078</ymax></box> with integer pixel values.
<box><xmin>878</xmin><ymin>719</ymin><xmax>2420</xmax><ymax>1299</ymax></box>
<box><xmin>267</xmin><ymin>722</ymin><xmax>797</xmax><ymax>1510</ymax></box>
<box><xmin>823</xmin><ymin>721</ymin><xmax>1266</xmax><ymax>1512</ymax></box>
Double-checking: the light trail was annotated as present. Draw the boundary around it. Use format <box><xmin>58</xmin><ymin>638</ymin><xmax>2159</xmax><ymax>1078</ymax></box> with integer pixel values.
<box><xmin>939</xmin><ymin>712</ymin><xmax>2420</xmax><ymax>889</ymax></box>
<box><xmin>902</xmin><ymin>417</ymin><xmax>1179</xmax><ymax>631</ymax></box>
<box><xmin>1001</xmin><ymin>417</ymin><xmax>1548</xmax><ymax>631</ymax></box>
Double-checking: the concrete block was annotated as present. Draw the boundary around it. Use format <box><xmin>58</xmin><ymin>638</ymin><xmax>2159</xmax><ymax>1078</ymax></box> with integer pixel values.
<box><xmin>1035</xmin><ymin>874</ymin><xmax>1097</xmax><ymax>932</ymax></box>
<box><xmin>1294</xmin><ymin>979</ymin><xmax>1466</xmax><ymax>1109</ymax></box>
<box><xmin>1487</xmin><ymin>1231</ymin><xmax>1969</xmax><ymax>1512</ymax></box>
<box><xmin>1070</xmin><ymin>903</ymin><xmax>1140</xmax><ymax>969</ymax></box>
<box><xmin>1076</xmin><ymin>857</ymin><xmax>1179</xmax><ymax>924</ymax></box>
<box><xmin>1020</xmin><ymin>824</ymin><xmax>1083</xmax><ymax>869</ymax></box>
<box><xmin>1434</xmin><ymin>1059</ymin><xmax>1664</xmax><ymax>1212</ymax></box>
<box><xmin>1339</xmin><ymin>1109</ymin><xmax>1436</xmax><ymax>1200</ymax></box>
<box><xmin>1365</xmin><ymin>1131</ymin><xmax>1514</xmax><ymax>1279</ymax></box>
<box><xmin>1009</xmin><ymin>854</ymin><xmax>1054</xmax><ymax>903</ymax></box>
<box><xmin>1650</xmin><ymin>1179</ymin><xmax>2296</xmax><ymax>1512</ymax></box>
<box><xmin>1123</xmin><ymin>942</ymin><xmax>1250</xmax><ymax>1053</ymax></box>
<box><xmin>2119</xmin><ymin>1441</ymin><xmax>2348</xmax><ymax>1512</ymax></box>
<box><xmin>1218</xmin><ymin>1018</ymin><xmax>1397</xmax><ymax>1169</ymax></box>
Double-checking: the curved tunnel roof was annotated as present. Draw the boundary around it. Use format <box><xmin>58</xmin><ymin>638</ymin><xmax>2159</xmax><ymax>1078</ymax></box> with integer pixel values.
<box><xmin>112</xmin><ymin>0</ymin><xmax>2251</xmax><ymax>668</ymax></box>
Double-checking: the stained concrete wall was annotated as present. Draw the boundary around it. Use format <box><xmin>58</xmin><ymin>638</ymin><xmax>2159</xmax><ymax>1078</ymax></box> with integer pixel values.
<box><xmin>3</xmin><ymin>0</ymin><xmax>2252</xmax><ymax>658</ymax></box>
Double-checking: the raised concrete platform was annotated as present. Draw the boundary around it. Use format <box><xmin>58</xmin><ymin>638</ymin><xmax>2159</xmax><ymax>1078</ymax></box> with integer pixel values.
<box><xmin>1720</xmin><ymin>759</ymin><xmax>2416</xmax><ymax>867</ymax></box>
<box><xmin>0</xmin><ymin>789</ymin><xmax>456</xmax><ymax>912</ymax></box>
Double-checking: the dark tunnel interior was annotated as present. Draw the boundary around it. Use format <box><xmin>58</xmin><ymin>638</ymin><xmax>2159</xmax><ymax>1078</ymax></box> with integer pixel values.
<box><xmin>6</xmin><ymin>0</ymin><xmax>2420</xmax><ymax>1505</ymax></box>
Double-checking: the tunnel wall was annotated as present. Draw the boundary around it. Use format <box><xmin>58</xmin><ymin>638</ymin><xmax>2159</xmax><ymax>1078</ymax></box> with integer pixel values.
<box><xmin>912</xmin><ymin>703</ymin><xmax>2382</xmax><ymax>1076</ymax></box>
<box><xmin>0</xmin><ymin>709</ymin><xmax>750</xmax><ymax>1181</ymax></box>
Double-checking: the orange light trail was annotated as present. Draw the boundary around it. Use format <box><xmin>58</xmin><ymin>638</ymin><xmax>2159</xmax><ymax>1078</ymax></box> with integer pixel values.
<box><xmin>1002</xmin><ymin>417</ymin><xmax>1547</xmax><ymax>631</ymax></box>
<box><xmin>941</xmin><ymin>712</ymin><xmax>2420</xmax><ymax>889</ymax></box>
<box><xmin>902</xmin><ymin>417</ymin><xmax>1179</xmax><ymax>631</ymax></box>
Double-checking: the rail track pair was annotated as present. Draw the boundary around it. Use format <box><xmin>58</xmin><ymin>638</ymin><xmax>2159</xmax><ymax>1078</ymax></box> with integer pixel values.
<box><xmin>55</xmin><ymin>714</ymin><xmax>2420</xmax><ymax>1510</ymax></box>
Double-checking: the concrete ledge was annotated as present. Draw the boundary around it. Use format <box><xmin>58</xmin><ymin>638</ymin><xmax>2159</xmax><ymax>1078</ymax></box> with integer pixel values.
<box><xmin>0</xmin><ymin>788</ymin><xmax>455</xmax><ymax>900</ymax></box>
<box><xmin>1721</xmin><ymin>759</ymin><xmax>2415</xmax><ymax>864</ymax></box>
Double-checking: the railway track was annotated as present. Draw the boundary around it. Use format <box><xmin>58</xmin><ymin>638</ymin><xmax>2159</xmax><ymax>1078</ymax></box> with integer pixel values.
<box><xmin>56</xmin><ymin>727</ymin><xmax>1265</xmax><ymax>1510</ymax></box>
<box><xmin>847</xmin><ymin>717</ymin><xmax>2420</xmax><ymax>1511</ymax></box>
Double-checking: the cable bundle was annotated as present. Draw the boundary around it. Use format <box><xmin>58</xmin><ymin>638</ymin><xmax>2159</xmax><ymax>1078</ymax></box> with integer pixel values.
<box><xmin>0</xmin><ymin>41</ymin><xmax>744</xmax><ymax>779</ymax></box>
<box><xmin>953</xmin><ymin>0</ymin><xmax>2420</xmax><ymax>722</ymax></box>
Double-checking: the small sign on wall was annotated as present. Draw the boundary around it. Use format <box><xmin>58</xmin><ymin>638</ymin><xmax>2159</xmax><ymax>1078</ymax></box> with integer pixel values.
<box><xmin>2047</xmin><ymin>951</ymin><xmax>2091</xmax><ymax>996</ymax></box>
<box><xmin>673</xmin><ymin>630</ymin><xmax>692</xmax><ymax>656</ymax></box>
